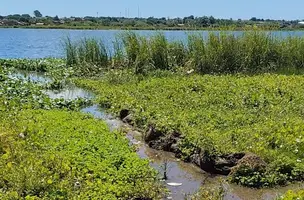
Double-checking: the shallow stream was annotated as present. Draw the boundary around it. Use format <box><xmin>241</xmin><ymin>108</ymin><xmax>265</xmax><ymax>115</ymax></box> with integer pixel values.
<box><xmin>11</xmin><ymin>70</ymin><xmax>304</xmax><ymax>200</ymax></box>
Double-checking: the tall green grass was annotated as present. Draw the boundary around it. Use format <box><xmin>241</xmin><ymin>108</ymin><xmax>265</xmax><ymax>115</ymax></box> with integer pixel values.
<box><xmin>64</xmin><ymin>31</ymin><xmax>304</xmax><ymax>76</ymax></box>
<box><xmin>64</xmin><ymin>37</ymin><xmax>108</xmax><ymax>76</ymax></box>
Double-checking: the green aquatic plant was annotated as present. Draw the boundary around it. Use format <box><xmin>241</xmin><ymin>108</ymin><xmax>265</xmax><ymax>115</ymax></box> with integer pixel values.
<box><xmin>75</xmin><ymin>31</ymin><xmax>304</xmax><ymax>75</ymax></box>
<box><xmin>0</xmin><ymin>58</ymin><xmax>65</xmax><ymax>72</ymax></box>
<box><xmin>150</xmin><ymin>33</ymin><xmax>169</xmax><ymax>70</ymax></box>
<box><xmin>121</xmin><ymin>32</ymin><xmax>141</xmax><ymax>66</ymax></box>
<box><xmin>76</xmin><ymin>74</ymin><xmax>304</xmax><ymax>187</ymax></box>
<box><xmin>64</xmin><ymin>37</ymin><xmax>109</xmax><ymax>76</ymax></box>
<box><xmin>279</xmin><ymin>190</ymin><xmax>304</xmax><ymax>200</ymax></box>
<box><xmin>0</xmin><ymin>110</ymin><xmax>163</xmax><ymax>199</ymax></box>
<box><xmin>0</xmin><ymin>65</ymin><xmax>164</xmax><ymax>199</ymax></box>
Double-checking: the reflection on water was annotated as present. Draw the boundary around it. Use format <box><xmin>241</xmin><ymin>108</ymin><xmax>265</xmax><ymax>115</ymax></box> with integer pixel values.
<box><xmin>10</xmin><ymin>71</ymin><xmax>95</xmax><ymax>100</ymax></box>
<box><xmin>9</xmin><ymin>70</ymin><xmax>51</xmax><ymax>83</ymax></box>
<box><xmin>45</xmin><ymin>85</ymin><xmax>94</xmax><ymax>100</ymax></box>
<box><xmin>81</xmin><ymin>105</ymin><xmax>122</xmax><ymax>131</ymax></box>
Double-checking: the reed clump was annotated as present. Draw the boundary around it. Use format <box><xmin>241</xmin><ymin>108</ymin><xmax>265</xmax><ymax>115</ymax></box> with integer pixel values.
<box><xmin>64</xmin><ymin>31</ymin><xmax>304</xmax><ymax>75</ymax></box>
<box><xmin>64</xmin><ymin>37</ymin><xmax>108</xmax><ymax>76</ymax></box>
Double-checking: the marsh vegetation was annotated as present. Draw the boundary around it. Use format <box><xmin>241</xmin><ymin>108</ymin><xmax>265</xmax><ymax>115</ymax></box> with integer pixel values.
<box><xmin>1</xmin><ymin>31</ymin><xmax>304</xmax><ymax>199</ymax></box>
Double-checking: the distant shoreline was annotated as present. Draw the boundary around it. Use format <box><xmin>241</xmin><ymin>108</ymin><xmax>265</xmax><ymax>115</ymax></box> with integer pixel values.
<box><xmin>1</xmin><ymin>25</ymin><xmax>303</xmax><ymax>31</ymax></box>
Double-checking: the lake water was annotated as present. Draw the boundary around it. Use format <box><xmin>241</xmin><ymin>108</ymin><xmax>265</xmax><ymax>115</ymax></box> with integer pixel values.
<box><xmin>1</xmin><ymin>28</ymin><xmax>304</xmax><ymax>59</ymax></box>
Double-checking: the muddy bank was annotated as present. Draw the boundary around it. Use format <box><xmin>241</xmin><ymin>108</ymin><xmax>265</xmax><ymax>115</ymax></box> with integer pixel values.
<box><xmin>119</xmin><ymin>110</ymin><xmax>304</xmax><ymax>199</ymax></box>
<box><xmin>119</xmin><ymin>109</ymin><xmax>293</xmax><ymax>188</ymax></box>
<box><xmin>145</xmin><ymin>125</ymin><xmax>265</xmax><ymax>176</ymax></box>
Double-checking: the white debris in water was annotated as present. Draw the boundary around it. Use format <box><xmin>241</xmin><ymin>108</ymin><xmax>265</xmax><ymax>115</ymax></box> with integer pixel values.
<box><xmin>167</xmin><ymin>197</ymin><xmax>173</xmax><ymax>199</ymax></box>
<box><xmin>187</xmin><ymin>69</ymin><xmax>194</xmax><ymax>74</ymax></box>
<box><xmin>167</xmin><ymin>182</ymin><xmax>183</xmax><ymax>186</ymax></box>
<box><xmin>18</xmin><ymin>133</ymin><xmax>25</xmax><ymax>139</ymax></box>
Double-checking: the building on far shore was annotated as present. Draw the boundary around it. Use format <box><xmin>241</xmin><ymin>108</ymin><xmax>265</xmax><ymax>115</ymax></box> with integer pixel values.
<box><xmin>298</xmin><ymin>21</ymin><xmax>304</xmax><ymax>27</ymax></box>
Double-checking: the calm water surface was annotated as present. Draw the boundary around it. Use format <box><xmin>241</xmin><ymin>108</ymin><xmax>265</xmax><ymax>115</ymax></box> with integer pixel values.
<box><xmin>1</xmin><ymin>28</ymin><xmax>304</xmax><ymax>58</ymax></box>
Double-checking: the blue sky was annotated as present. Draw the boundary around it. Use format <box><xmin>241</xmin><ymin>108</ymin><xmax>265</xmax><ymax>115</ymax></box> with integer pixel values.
<box><xmin>1</xmin><ymin>0</ymin><xmax>303</xmax><ymax>20</ymax></box>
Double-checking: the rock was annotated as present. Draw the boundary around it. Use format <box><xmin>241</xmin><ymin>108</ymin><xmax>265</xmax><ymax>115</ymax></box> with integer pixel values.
<box><xmin>214</xmin><ymin>153</ymin><xmax>246</xmax><ymax>175</ymax></box>
<box><xmin>190</xmin><ymin>151</ymin><xmax>246</xmax><ymax>175</ymax></box>
<box><xmin>198</xmin><ymin>151</ymin><xmax>218</xmax><ymax>174</ymax></box>
<box><xmin>119</xmin><ymin>109</ymin><xmax>129</xmax><ymax>120</ymax></box>
<box><xmin>229</xmin><ymin>153</ymin><xmax>266</xmax><ymax>176</ymax></box>
<box><xmin>190</xmin><ymin>153</ymin><xmax>202</xmax><ymax>167</ymax></box>
<box><xmin>145</xmin><ymin>126</ymin><xmax>163</xmax><ymax>143</ymax></box>
<box><xmin>122</xmin><ymin>114</ymin><xmax>134</xmax><ymax>125</ymax></box>
<box><xmin>170</xmin><ymin>143</ymin><xmax>179</xmax><ymax>153</ymax></box>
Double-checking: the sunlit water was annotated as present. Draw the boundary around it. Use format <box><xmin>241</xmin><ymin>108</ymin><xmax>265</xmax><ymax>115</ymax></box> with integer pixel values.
<box><xmin>1</xmin><ymin>28</ymin><xmax>304</xmax><ymax>59</ymax></box>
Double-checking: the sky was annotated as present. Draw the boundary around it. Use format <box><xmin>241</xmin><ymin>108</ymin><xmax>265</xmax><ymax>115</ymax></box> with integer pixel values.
<box><xmin>0</xmin><ymin>0</ymin><xmax>303</xmax><ymax>20</ymax></box>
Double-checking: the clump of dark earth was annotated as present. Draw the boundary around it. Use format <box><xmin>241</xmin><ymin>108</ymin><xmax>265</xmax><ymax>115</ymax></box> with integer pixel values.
<box><xmin>118</xmin><ymin>110</ymin><xmax>267</xmax><ymax>178</ymax></box>
<box><xmin>119</xmin><ymin>109</ymin><xmax>130</xmax><ymax>120</ymax></box>
<box><xmin>120</xmin><ymin>109</ymin><xmax>135</xmax><ymax>125</ymax></box>
<box><xmin>144</xmin><ymin>125</ymin><xmax>266</xmax><ymax>176</ymax></box>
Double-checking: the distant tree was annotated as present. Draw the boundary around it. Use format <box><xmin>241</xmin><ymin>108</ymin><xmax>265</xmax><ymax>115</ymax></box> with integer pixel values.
<box><xmin>7</xmin><ymin>14</ymin><xmax>21</xmax><ymax>20</ymax></box>
<box><xmin>123</xmin><ymin>19</ymin><xmax>135</xmax><ymax>27</ymax></box>
<box><xmin>187</xmin><ymin>15</ymin><xmax>195</xmax><ymax>20</ymax></box>
<box><xmin>0</xmin><ymin>15</ymin><xmax>3</xmax><ymax>20</ymax></box>
<box><xmin>134</xmin><ymin>21</ymin><xmax>148</xmax><ymax>27</ymax></box>
<box><xmin>167</xmin><ymin>19</ymin><xmax>178</xmax><ymax>27</ymax></box>
<box><xmin>53</xmin><ymin>15</ymin><xmax>60</xmax><ymax>21</ymax></box>
<box><xmin>110</xmin><ymin>21</ymin><xmax>123</xmax><ymax>26</ymax></box>
<box><xmin>209</xmin><ymin>16</ymin><xmax>216</xmax><ymax>24</ymax></box>
<box><xmin>183</xmin><ymin>15</ymin><xmax>195</xmax><ymax>25</ymax></box>
<box><xmin>197</xmin><ymin>16</ymin><xmax>210</xmax><ymax>27</ymax></box>
<box><xmin>74</xmin><ymin>17</ymin><xmax>83</xmax><ymax>21</ymax></box>
<box><xmin>101</xmin><ymin>18</ymin><xmax>111</xmax><ymax>26</ymax></box>
<box><xmin>84</xmin><ymin>16</ymin><xmax>97</xmax><ymax>22</ymax></box>
<box><xmin>147</xmin><ymin>17</ymin><xmax>157</xmax><ymax>25</ymax></box>
<box><xmin>34</xmin><ymin>10</ymin><xmax>43</xmax><ymax>18</ymax></box>
<box><xmin>21</xmin><ymin>14</ymin><xmax>31</xmax><ymax>19</ymax></box>
<box><xmin>250</xmin><ymin>17</ymin><xmax>257</xmax><ymax>21</ymax></box>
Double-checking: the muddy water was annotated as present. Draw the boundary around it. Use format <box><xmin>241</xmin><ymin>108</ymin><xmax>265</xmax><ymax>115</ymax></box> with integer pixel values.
<box><xmin>12</xmin><ymin>71</ymin><xmax>304</xmax><ymax>200</ymax></box>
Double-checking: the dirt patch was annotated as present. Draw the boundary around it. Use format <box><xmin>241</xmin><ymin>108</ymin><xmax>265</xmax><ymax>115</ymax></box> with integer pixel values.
<box><xmin>144</xmin><ymin>126</ymin><xmax>182</xmax><ymax>152</ymax></box>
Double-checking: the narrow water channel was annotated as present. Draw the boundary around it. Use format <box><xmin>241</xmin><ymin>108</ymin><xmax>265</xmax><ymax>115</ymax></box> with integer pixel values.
<box><xmin>11</xmin><ymin>70</ymin><xmax>304</xmax><ymax>200</ymax></box>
